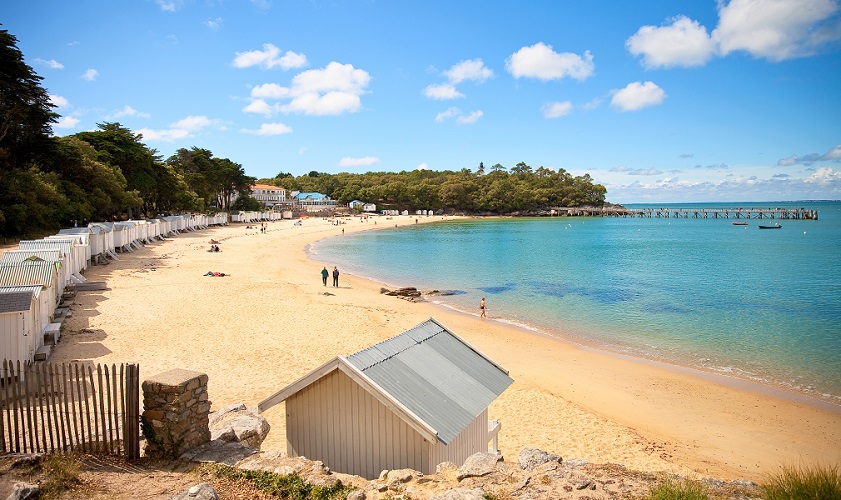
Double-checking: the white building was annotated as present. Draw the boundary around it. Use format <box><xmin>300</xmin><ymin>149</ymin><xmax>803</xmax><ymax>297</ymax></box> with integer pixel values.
<box><xmin>250</xmin><ymin>184</ymin><xmax>288</xmax><ymax>208</ymax></box>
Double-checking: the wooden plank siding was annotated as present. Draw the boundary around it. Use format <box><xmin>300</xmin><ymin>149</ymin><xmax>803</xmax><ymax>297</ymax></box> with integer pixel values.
<box><xmin>285</xmin><ymin>369</ymin><xmax>434</xmax><ymax>479</ymax></box>
<box><xmin>433</xmin><ymin>408</ymin><xmax>488</xmax><ymax>467</ymax></box>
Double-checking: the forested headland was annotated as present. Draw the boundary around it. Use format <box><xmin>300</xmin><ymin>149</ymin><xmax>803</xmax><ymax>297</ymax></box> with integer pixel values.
<box><xmin>1</xmin><ymin>27</ymin><xmax>606</xmax><ymax>239</ymax></box>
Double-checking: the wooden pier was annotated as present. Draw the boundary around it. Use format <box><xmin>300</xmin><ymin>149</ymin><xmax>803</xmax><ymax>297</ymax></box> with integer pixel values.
<box><xmin>552</xmin><ymin>207</ymin><xmax>818</xmax><ymax>220</ymax></box>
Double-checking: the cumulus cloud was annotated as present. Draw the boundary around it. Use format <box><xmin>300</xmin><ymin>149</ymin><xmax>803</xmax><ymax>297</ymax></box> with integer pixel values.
<box><xmin>49</xmin><ymin>95</ymin><xmax>69</xmax><ymax>108</ymax></box>
<box><xmin>206</xmin><ymin>17</ymin><xmax>223</xmax><ymax>30</ymax></box>
<box><xmin>242</xmin><ymin>99</ymin><xmax>278</xmax><ymax>116</ymax></box>
<box><xmin>81</xmin><ymin>69</ymin><xmax>98</xmax><ymax>81</ymax></box>
<box><xmin>626</xmin><ymin>15</ymin><xmax>716</xmax><ymax>68</ymax></box>
<box><xmin>107</xmin><ymin>105</ymin><xmax>150</xmax><ymax>119</ymax></box>
<box><xmin>628</xmin><ymin>168</ymin><xmax>664</xmax><ymax>176</ymax></box>
<box><xmin>423</xmin><ymin>83</ymin><xmax>464</xmax><ymax>100</ymax></box>
<box><xmin>339</xmin><ymin>156</ymin><xmax>380</xmax><ymax>167</ymax></box>
<box><xmin>444</xmin><ymin>59</ymin><xmax>493</xmax><ymax>84</ymax></box>
<box><xmin>233</xmin><ymin>43</ymin><xmax>308</xmax><ymax>70</ymax></box>
<box><xmin>137</xmin><ymin>115</ymin><xmax>220</xmax><ymax>142</ymax></box>
<box><xmin>542</xmin><ymin>101</ymin><xmax>573</xmax><ymax>118</ymax></box>
<box><xmin>416</xmin><ymin>162</ymin><xmax>430</xmax><ymax>170</ymax></box>
<box><xmin>610</xmin><ymin>81</ymin><xmax>666</xmax><ymax>111</ymax></box>
<box><xmin>435</xmin><ymin>107</ymin><xmax>483</xmax><ymax>124</ymax></box>
<box><xmin>241</xmin><ymin>122</ymin><xmax>292</xmax><ymax>136</ymax></box>
<box><xmin>247</xmin><ymin>62</ymin><xmax>370</xmax><ymax>116</ymax></box>
<box><xmin>777</xmin><ymin>145</ymin><xmax>841</xmax><ymax>165</ymax></box>
<box><xmin>55</xmin><ymin>116</ymin><xmax>80</xmax><ymax>129</ymax></box>
<box><xmin>424</xmin><ymin>59</ymin><xmax>491</xmax><ymax>100</ymax></box>
<box><xmin>34</xmin><ymin>58</ymin><xmax>64</xmax><ymax>69</ymax></box>
<box><xmin>506</xmin><ymin>42</ymin><xmax>594</xmax><ymax>81</ymax></box>
<box><xmin>713</xmin><ymin>0</ymin><xmax>841</xmax><ymax>61</ymax></box>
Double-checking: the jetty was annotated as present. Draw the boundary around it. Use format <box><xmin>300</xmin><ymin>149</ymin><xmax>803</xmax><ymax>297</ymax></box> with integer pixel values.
<box><xmin>552</xmin><ymin>207</ymin><xmax>818</xmax><ymax>220</ymax></box>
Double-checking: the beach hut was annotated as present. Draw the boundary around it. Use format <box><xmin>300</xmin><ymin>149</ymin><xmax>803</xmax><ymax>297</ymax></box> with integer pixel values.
<box><xmin>89</xmin><ymin>223</ymin><xmax>119</xmax><ymax>260</ymax></box>
<box><xmin>0</xmin><ymin>258</ymin><xmax>61</xmax><ymax>320</ymax></box>
<box><xmin>1</xmin><ymin>250</ymin><xmax>66</xmax><ymax>301</ymax></box>
<box><xmin>60</xmin><ymin>226</ymin><xmax>107</xmax><ymax>264</ymax></box>
<box><xmin>259</xmin><ymin>318</ymin><xmax>513</xmax><ymax>478</ymax></box>
<box><xmin>0</xmin><ymin>287</ymin><xmax>42</xmax><ymax>365</ymax></box>
<box><xmin>18</xmin><ymin>239</ymin><xmax>84</xmax><ymax>284</ymax></box>
<box><xmin>47</xmin><ymin>233</ymin><xmax>91</xmax><ymax>270</ymax></box>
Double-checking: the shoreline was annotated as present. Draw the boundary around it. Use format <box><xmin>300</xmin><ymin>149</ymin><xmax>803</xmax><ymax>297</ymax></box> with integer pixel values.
<box><xmin>310</xmin><ymin>225</ymin><xmax>841</xmax><ymax>411</ymax></box>
<box><xmin>37</xmin><ymin>215</ymin><xmax>840</xmax><ymax>482</ymax></box>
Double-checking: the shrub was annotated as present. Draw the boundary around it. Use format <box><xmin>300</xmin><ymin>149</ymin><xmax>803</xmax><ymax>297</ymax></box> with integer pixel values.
<box><xmin>644</xmin><ymin>477</ymin><xmax>709</xmax><ymax>500</ymax></box>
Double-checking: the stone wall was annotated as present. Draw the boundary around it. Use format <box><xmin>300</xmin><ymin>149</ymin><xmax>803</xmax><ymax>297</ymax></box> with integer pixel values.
<box><xmin>142</xmin><ymin>369</ymin><xmax>212</xmax><ymax>458</ymax></box>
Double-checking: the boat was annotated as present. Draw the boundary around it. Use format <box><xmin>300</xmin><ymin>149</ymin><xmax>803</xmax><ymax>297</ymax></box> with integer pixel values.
<box><xmin>758</xmin><ymin>223</ymin><xmax>781</xmax><ymax>229</ymax></box>
<box><xmin>732</xmin><ymin>221</ymin><xmax>748</xmax><ymax>226</ymax></box>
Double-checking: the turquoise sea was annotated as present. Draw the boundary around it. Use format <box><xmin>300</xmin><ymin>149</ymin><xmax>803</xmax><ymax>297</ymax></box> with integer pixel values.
<box><xmin>310</xmin><ymin>201</ymin><xmax>841</xmax><ymax>405</ymax></box>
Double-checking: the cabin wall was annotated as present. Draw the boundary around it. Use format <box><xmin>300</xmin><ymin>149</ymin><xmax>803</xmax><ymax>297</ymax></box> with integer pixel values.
<box><xmin>286</xmin><ymin>369</ymin><xmax>433</xmax><ymax>479</ymax></box>
<box><xmin>0</xmin><ymin>312</ymin><xmax>28</xmax><ymax>364</ymax></box>
<box><xmin>432</xmin><ymin>408</ymin><xmax>488</xmax><ymax>467</ymax></box>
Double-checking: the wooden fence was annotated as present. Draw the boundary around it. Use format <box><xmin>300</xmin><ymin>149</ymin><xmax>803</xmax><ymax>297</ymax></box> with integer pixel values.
<box><xmin>0</xmin><ymin>360</ymin><xmax>139</xmax><ymax>458</ymax></box>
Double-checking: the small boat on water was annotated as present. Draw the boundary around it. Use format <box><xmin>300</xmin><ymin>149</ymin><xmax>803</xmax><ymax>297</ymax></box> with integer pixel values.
<box><xmin>758</xmin><ymin>223</ymin><xmax>781</xmax><ymax>229</ymax></box>
<box><xmin>732</xmin><ymin>221</ymin><xmax>748</xmax><ymax>226</ymax></box>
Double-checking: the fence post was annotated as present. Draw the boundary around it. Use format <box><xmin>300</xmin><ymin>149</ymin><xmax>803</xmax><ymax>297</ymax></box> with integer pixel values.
<box><xmin>124</xmin><ymin>364</ymin><xmax>140</xmax><ymax>459</ymax></box>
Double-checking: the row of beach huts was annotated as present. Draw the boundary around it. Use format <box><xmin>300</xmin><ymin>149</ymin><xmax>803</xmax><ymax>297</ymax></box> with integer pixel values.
<box><xmin>0</xmin><ymin>214</ymin><xmax>229</xmax><ymax>371</ymax></box>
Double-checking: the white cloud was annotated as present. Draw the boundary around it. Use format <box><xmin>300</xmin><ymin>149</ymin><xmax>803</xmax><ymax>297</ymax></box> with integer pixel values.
<box><xmin>233</xmin><ymin>43</ymin><xmax>308</xmax><ymax>70</ymax></box>
<box><xmin>34</xmin><ymin>58</ymin><xmax>64</xmax><ymax>69</ymax></box>
<box><xmin>804</xmin><ymin>166</ymin><xmax>841</xmax><ymax>184</ymax></box>
<box><xmin>626</xmin><ymin>15</ymin><xmax>716</xmax><ymax>68</ymax></box>
<box><xmin>435</xmin><ymin>107</ymin><xmax>461</xmax><ymax>122</ymax></box>
<box><xmin>264</xmin><ymin>62</ymin><xmax>370</xmax><ymax>116</ymax></box>
<box><xmin>713</xmin><ymin>0</ymin><xmax>841</xmax><ymax>61</ymax></box>
<box><xmin>339</xmin><ymin>156</ymin><xmax>380</xmax><ymax>167</ymax></box>
<box><xmin>542</xmin><ymin>101</ymin><xmax>573</xmax><ymax>118</ymax></box>
<box><xmin>251</xmin><ymin>83</ymin><xmax>290</xmax><ymax>99</ymax></box>
<box><xmin>416</xmin><ymin>162</ymin><xmax>430</xmax><ymax>170</ymax></box>
<box><xmin>444</xmin><ymin>59</ymin><xmax>493</xmax><ymax>84</ymax></box>
<box><xmin>156</xmin><ymin>0</ymin><xmax>184</xmax><ymax>11</ymax></box>
<box><xmin>242</xmin><ymin>99</ymin><xmax>278</xmax><ymax>116</ymax></box>
<box><xmin>423</xmin><ymin>83</ymin><xmax>464</xmax><ymax>100</ymax></box>
<box><xmin>506</xmin><ymin>42</ymin><xmax>594</xmax><ymax>81</ymax></box>
<box><xmin>49</xmin><ymin>95</ymin><xmax>69</xmax><ymax>108</ymax></box>
<box><xmin>457</xmin><ymin>110</ymin><xmax>483</xmax><ymax>124</ymax></box>
<box><xmin>206</xmin><ymin>17</ymin><xmax>223</xmax><ymax>30</ymax></box>
<box><xmin>82</xmin><ymin>69</ymin><xmax>99</xmax><ymax>81</ymax></box>
<box><xmin>777</xmin><ymin>144</ymin><xmax>841</xmax><ymax>165</ymax></box>
<box><xmin>108</xmin><ymin>105</ymin><xmax>150</xmax><ymax>119</ymax></box>
<box><xmin>610</xmin><ymin>81</ymin><xmax>666</xmax><ymax>111</ymax></box>
<box><xmin>55</xmin><ymin>116</ymin><xmax>80</xmax><ymax>129</ymax></box>
<box><xmin>241</xmin><ymin>122</ymin><xmax>293</xmax><ymax>136</ymax></box>
<box><xmin>137</xmin><ymin>115</ymin><xmax>220</xmax><ymax>142</ymax></box>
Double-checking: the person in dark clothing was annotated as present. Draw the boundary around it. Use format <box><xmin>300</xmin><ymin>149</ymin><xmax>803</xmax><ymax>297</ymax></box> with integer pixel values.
<box><xmin>332</xmin><ymin>266</ymin><xmax>340</xmax><ymax>287</ymax></box>
<box><xmin>321</xmin><ymin>266</ymin><xmax>329</xmax><ymax>286</ymax></box>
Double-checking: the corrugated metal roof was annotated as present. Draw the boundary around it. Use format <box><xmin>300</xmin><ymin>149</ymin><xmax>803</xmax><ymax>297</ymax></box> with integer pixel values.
<box><xmin>346</xmin><ymin>318</ymin><xmax>513</xmax><ymax>444</ymax></box>
<box><xmin>0</xmin><ymin>290</ymin><xmax>34</xmax><ymax>313</ymax></box>
<box><xmin>0</xmin><ymin>285</ymin><xmax>41</xmax><ymax>299</ymax></box>
<box><xmin>0</xmin><ymin>261</ymin><xmax>57</xmax><ymax>288</ymax></box>
<box><xmin>18</xmin><ymin>239</ymin><xmax>74</xmax><ymax>256</ymax></box>
<box><xmin>1</xmin><ymin>249</ymin><xmax>62</xmax><ymax>265</ymax></box>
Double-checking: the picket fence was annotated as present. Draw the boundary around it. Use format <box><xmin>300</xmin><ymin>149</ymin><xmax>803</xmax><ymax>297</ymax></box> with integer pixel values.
<box><xmin>0</xmin><ymin>360</ymin><xmax>139</xmax><ymax>458</ymax></box>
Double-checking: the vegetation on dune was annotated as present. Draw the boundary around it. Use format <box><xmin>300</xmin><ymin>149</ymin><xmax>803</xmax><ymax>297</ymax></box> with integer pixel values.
<box><xmin>1</xmin><ymin>26</ymin><xmax>606</xmax><ymax>239</ymax></box>
<box><xmin>761</xmin><ymin>463</ymin><xmax>841</xmax><ymax>500</ymax></box>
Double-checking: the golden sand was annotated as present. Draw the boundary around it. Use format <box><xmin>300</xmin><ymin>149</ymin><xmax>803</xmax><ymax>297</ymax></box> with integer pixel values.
<box><xmin>48</xmin><ymin>216</ymin><xmax>841</xmax><ymax>481</ymax></box>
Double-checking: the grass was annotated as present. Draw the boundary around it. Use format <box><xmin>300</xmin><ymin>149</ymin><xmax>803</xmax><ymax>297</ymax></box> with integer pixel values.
<box><xmin>643</xmin><ymin>477</ymin><xmax>710</xmax><ymax>500</ymax></box>
<box><xmin>39</xmin><ymin>453</ymin><xmax>83</xmax><ymax>499</ymax></box>
<box><xmin>204</xmin><ymin>463</ymin><xmax>354</xmax><ymax>499</ymax></box>
<box><xmin>761</xmin><ymin>464</ymin><xmax>841</xmax><ymax>500</ymax></box>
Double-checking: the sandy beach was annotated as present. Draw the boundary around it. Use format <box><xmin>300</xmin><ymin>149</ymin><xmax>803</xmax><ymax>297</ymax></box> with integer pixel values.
<box><xmin>45</xmin><ymin>216</ymin><xmax>841</xmax><ymax>482</ymax></box>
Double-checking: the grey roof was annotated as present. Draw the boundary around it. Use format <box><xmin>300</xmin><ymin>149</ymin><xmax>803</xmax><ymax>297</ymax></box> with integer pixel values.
<box><xmin>0</xmin><ymin>290</ymin><xmax>34</xmax><ymax>313</ymax></box>
<box><xmin>346</xmin><ymin>318</ymin><xmax>513</xmax><ymax>444</ymax></box>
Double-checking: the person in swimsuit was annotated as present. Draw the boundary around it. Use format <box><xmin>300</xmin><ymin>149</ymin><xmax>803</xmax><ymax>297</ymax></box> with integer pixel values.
<box><xmin>480</xmin><ymin>297</ymin><xmax>486</xmax><ymax>318</ymax></box>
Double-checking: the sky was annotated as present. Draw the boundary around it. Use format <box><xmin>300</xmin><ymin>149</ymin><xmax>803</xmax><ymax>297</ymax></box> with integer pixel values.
<box><xmin>4</xmin><ymin>0</ymin><xmax>841</xmax><ymax>203</ymax></box>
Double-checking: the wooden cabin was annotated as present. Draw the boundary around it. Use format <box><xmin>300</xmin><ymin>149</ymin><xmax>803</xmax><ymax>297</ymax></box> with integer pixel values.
<box><xmin>0</xmin><ymin>287</ymin><xmax>41</xmax><ymax>365</ymax></box>
<box><xmin>259</xmin><ymin>318</ymin><xmax>513</xmax><ymax>478</ymax></box>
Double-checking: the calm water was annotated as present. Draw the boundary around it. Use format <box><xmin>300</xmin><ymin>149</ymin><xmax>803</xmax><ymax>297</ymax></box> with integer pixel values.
<box><xmin>311</xmin><ymin>201</ymin><xmax>841</xmax><ymax>404</ymax></box>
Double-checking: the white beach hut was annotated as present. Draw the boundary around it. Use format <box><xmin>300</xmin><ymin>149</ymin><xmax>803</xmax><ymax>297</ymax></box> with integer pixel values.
<box><xmin>17</xmin><ymin>239</ymin><xmax>84</xmax><ymax>284</ymax></box>
<box><xmin>259</xmin><ymin>318</ymin><xmax>513</xmax><ymax>479</ymax></box>
<box><xmin>0</xmin><ymin>254</ymin><xmax>62</xmax><ymax>314</ymax></box>
<box><xmin>60</xmin><ymin>226</ymin><xmax>107</xmax><ymax>265</ymax></box>
<box><xmin>0</xmin><ymin>287</ymin><xmax>43</xmax><ymax>365</ymax></box>
<box><xmin>47</xmin><ymin>233</ymin><xmax>90</xmax><ymax>270</ymax></box>
<box><xmin>89</xmin><ymin>223</ymin><xmax>118</xmax><ymax>260</ymax></box>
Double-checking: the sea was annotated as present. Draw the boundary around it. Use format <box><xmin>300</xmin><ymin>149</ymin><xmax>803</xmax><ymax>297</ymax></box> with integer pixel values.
<box><xmin>310</xmin><ymin>201</ymin><xmax>841</xmax><ymax>406</ymax></box>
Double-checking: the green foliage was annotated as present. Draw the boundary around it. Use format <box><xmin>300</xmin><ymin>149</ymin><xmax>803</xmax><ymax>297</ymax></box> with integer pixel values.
<box><xmin>761</xmin><ymin>464</ymin><xmax>841</xmax><ymax>500</ymax></box>
<box><xmin>643</xmin><ymin>477</ymin><xmax>710</xmax><ymax>500</ymax></box>
<box><xmin>232</xmin><ymin>194</ymin><xmax>264</xmax><ymax>211</ymax></box>
<box><xmin>39</xmin><ymin>453</ymin><xmax>83</xmax><ymax>499</ymax></box>
<box><xmin>207</xmin><ymin>463</ymin><xmax>352</xmax><ymax>499</ymax></box>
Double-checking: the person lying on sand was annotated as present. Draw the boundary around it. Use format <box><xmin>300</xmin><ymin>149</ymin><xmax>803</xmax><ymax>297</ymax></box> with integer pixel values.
<box><xmin>204</xmin><ymin>271</ymin><xmax>229</xmax><ymax>277</ymax></box>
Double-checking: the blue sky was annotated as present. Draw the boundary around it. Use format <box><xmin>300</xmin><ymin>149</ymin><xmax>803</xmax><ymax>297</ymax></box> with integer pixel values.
<box><xmin>5</xmin><ymin>0</ymin><xmax>841</xmax><ymax>203</ymax></box>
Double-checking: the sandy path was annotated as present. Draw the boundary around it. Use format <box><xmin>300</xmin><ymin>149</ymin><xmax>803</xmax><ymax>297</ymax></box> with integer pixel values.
<box><xmin>49</xmin><ymin>216</ymin><xmax>840</xmax><ymax>481</ymax></box>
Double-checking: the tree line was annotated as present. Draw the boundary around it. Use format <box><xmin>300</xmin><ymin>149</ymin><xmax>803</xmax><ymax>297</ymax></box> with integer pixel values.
<box><xmin>1</xmin><ymin>27</ymin><xmax>606</xmax><ymax>239</ymax></box>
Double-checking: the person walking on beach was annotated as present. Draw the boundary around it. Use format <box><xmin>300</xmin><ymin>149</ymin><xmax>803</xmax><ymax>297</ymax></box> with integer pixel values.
<box><xmin>332</xmin><ymin>266</ymin><xmax>340</xmax><ymax>287</ymax></box>
<box><xmin>321</xmin><ymin>266</ymin><xmax>329</xmax><ymax>286</ymax></box>
<box><xmin>480</xmin><ymin>297</ymin><xmax>486</xmax><ymax>318</ymax></box>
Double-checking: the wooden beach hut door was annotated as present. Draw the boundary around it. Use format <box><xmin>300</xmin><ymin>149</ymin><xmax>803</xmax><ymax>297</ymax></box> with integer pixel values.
<box><xmin>0</xmin><ymin>312</ymin><xmax>28</xmax><ymax>365</ymax></box>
